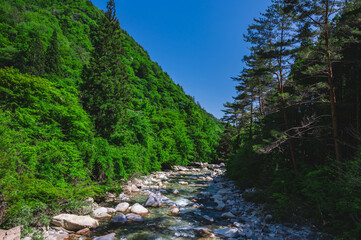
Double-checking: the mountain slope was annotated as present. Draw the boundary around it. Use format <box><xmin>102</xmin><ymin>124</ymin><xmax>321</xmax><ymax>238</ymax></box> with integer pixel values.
<box><xmin>0</xmin><ymin>0</ymin><xmax>221</xmax><ymax>230</ymax></box>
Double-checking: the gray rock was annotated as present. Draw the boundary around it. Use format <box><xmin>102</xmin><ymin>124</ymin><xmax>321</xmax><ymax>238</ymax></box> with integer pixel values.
<box><xmin>245</xmin><ymin>230</ymin><xmax>253</xmax><ymax>238</ymax></box>
<box><xmin>110</xmin><ymin>213</ymin><xmax>127</xmax><ymax>225</ymax></box>
<box><xmin>161</xmin><ymin>196</ymin><xmax>176</xmax><ymax>206</ymax></box>
<box><xmin>221</xmin><ymin>212</ymin><xmax>236</xmax><ymax>218</ymax></box>
<box><xmin>94</xmin><ymin>233</ymin><xmax>116</xmax><ymax>240</ymax></box>
<box><xmin>115</xmin><ymin>202</ymin><xmax>129</xmax><ymax>212</ymax></box>
<box><xmin>126</xmin><ymin>213</ymin><xmax>144</xmax><ymax>222</ymax></box>
<box><xmin>264</xmin><ymin>214</ymin><xmax>273</xmax><ymax>223</ymax></box>
<box><xmin>215</xmin><ymin>201</ymin><xmax>226</xmax><ymax>211</ymax></box>
<box><xmin>213</xmin><ymin>228</ymin><xmax>239</xmax><ymax>238</ymax></box>
<box><xmin>144</xmin><ymin>193</ymin><xmax>162</xmax><ymax>207</ymax></box>
<box><xmin>118</xmin><ymin>193</ymin><xmax>130</xmax><ymax>202</ymax></box>
<box><xmin>203</xmin><ymin>215</ymin><xmax>214</xmax><ymax>222</ymax></box>
<box><xmin>262</xmin><ymin>225</ymin><xmax>271</xmax><ymax>233</ymax></box>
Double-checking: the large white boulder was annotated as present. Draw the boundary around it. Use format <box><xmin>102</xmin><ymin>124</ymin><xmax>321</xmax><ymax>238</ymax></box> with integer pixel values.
<box><xmin>52</xmin><ymin>214</ymin><xmax>99</xmax><ymax>231</ymax></box>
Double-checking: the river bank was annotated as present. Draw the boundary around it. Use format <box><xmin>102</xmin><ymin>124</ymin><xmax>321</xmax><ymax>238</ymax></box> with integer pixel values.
<box><xmin>20</xmin><ymin>162</ymin><xmax>333</xmax><ymax>240</ymax></box>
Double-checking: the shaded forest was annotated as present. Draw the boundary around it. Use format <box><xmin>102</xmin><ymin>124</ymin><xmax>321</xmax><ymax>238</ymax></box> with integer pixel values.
<box><xmin>0</xmin><ymin>0</ymin><xmax>221</xmax><ymax>231</ymax></box>
<box><xmin>220</xmin><ymin>0</ymin><xmax>361</xmax><ymax>238</ymax></box>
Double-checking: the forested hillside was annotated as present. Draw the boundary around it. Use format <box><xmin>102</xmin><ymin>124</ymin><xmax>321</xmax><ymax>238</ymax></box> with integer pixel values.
<box><xmin>221</xmin><ymin>0</ymin><xmax>361</xmax><ymax>238</ymax></box>
<box><xmin>0</xmin><ymin>0</ymin><xmax>221</xmax><ymax>230</ymax></box>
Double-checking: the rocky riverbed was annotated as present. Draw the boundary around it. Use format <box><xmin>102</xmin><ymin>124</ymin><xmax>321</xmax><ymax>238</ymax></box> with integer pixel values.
<box><xmin>36</xmin><ymin>163</ymin><xmax>332</xmax><ymax>240</ymax></box>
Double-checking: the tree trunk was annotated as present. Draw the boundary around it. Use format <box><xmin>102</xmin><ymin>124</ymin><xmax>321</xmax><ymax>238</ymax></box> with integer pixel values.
<box><xmin>325</xmin><ymin>1</ymin><xmax>341</xmax><ymax>165</ymax></box>
<box><xmin>250</xmin><ymin>97</ymin><xmax>253</xmax><ymax>139</ymax></box>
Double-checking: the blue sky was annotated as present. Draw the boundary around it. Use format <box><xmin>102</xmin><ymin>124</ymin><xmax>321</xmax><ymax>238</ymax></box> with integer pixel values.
<box><xmin>92</xmin><ymin>0</ymin><xmax>271</xmax><ymax>119</ymax></box>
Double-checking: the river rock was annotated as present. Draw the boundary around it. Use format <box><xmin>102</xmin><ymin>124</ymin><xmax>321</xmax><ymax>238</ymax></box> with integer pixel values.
<box><xmin>0</xmin><ymin>226</ymin><xmax>21</xmax><ymax>240</ymax></box>
<box><xmin>131</xmin><ymin>184</ymin><xmax>140</xmax><ymax>192</ymax></box>
<box><xmin>179</xmin><ymin>181</ymin><xmax>188</xmax><ymax>185</ymax></box>
<box><xmin>94</xmin><ymin>233</ymin><xmax>116</xmax><ymax>240</ymax></box>
<box><xmin>45</xmin><ymin>233</ymin><xmax>69</xmax><ymax>240</ymax></box>
<box><xmin>92</xmin><ymin>207</ymin><xmax>112</xmax><ymax>219</ymax></box>
<box><xmin>213</xmin><ymin>227</ymin><xmax>239</xmax><ymax>238</ymax></box>
<box><xmin>156</xmin><ymin>173</ymin><xmax>167</xmax><ymax>179</ymax></box>
<box><xmin>115</xmin><ymin>202</ymin><xmax>129</xmax><ymax>212</ymax></box>
<box><xmin>52</xmin><ymin>214</ymin><xmax>99</xmax><ymax>231</ymax></box>
<box><xmin>126</xmin><ymin>213</ymin><xmax>144</xmax><ymax>222</ymax></box>
<box><xmin>200</xmin><ymin>191</ymin><xmax>211</xmax><ymax>197</ymax></box>
<box><xmin>202</xmin><ymin>215</ymin><xmax>214</xmax><ymax>222</ymax></box>
<box><xmin>221</xmin><ymin>212</ymin><xmax>236</xmax><ymax>218</ymax></box>
<box><xmin>132</xmin><ymin>178</ymin><xmax>143</xmax><ymax>188</ymax></box>
<box><xmin>105</xmin><ymin>192</ymin><xmax>117</xmax><ymax>202</ymax></box>
<box><xmin>205</xmin><ymin>176</ymin><xmax>213</xmax><ymax>181</ymax></box>
<box><xmin>118</xmin><ymin>193</ymin><xmax>130</xmax><ymax>202</ymax></box>
<box><xmin>75</xmin><ymin>228</ymin><xmax>90</xmax><ymax>235</ymax></box>
<box><xmin>198</xmin><ymin>229</ymin><xmax>215</xmax><ymax>238</ymax></box>
<box><xmin>264</xmin><ymin>214</ymin><xmax>273</xmax><ymax>223</ymax></box>
<box><xmin>215</xmin><ymin>201</ymin><xmax>226</xmax><ymax>211</ymax></box>
<box><xmin>130</xmin><ymin>203</ymin><xmax>149</xmax><ymax>215</ymax></box>
<box><xmin>161</xmin><ymin>196</ymin><xmax>176</xmax><ymax>206</ymax></box>
<box><xmin>107</xmin><ymin>208</ymin><xmax>116</xmax><ymax>213</ymax></box>
<box><xmin>212</xmin><ymin>194</ymin><xmax>223</xmax><ymax>201</ymax></box>
<box><xmin>172</xmin><ymin>189</ymin><xmax>180</xmax><ymax>195</ymax></box>
<box><xmin>231</xmin><ymin>207</ymin><xmax>241</xmax><ymax>215</ymax></box>
<box><xmin>144</xmin><ymin>193</ymin><xmax>162</xmax><ymax>207</ymax></box>
<box><xmin>110</xmin><ymin>213</ymin><xmax>127</xmax><ymax>225</ymax></box>
<box><xmin>169</xmin><ymin>207</ymin><xmax>180</xmax><ymax>215</ymax></box>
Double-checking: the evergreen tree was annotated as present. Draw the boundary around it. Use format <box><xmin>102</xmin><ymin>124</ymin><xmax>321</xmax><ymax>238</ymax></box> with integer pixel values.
<box><xmin>45</xmin><ymin>30</ymin><xmax>62</xmax><ymax>76</ymax></box>
<box><xmin>22</xmin><ymin>31</ymin><xmax>45</xmax><ymax>76</ymax></box>
<box><xmin>81</xmin><ymin>0</ymin><xmax>128</xmax><ymax>139</ymax></box>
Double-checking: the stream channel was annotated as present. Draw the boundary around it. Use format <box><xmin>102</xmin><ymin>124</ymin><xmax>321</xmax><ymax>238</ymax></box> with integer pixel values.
<box><xmin>81</xmin><ymin>163</ymin><xmax>332</xmax><ymax>240</ymax></box>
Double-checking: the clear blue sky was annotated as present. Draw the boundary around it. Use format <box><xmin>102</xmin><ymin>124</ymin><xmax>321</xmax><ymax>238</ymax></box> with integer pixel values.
<box><xmin>92</xmin><ymin>0</ymin><xmax>271</xmax><ymax>119</ymax></box>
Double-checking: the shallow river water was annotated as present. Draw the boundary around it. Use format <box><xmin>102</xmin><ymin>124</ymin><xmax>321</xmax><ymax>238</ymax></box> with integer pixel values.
<box><xmin>81</xmin><ymin>163</ymin><xmax>332</xmax><ymax>240</ymax></box>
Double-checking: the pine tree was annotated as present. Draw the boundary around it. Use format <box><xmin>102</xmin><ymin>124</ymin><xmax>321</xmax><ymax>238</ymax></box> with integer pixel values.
<box><xmin>45</xmin><ymin>30</ymin><xmax>62</xmax><ymax>76</ymax></box>
<box><xmin>292</xmin><ymin>0</ymin><xmax>358</xmax><ymax>164</ymax></box>
<box><xmin>22</xmin><ymin>31</ymin><xmax>45</xmax><ymax>76</ymax></box>
<box><xmin>81</xmin><ymin>0</ymin><xmax>128</xmax><ymax>139</ymax></box>
<box><xmin>243</xmin><ymin>0</ymin><xmax>298</xmax><ymax>169</ymax></box>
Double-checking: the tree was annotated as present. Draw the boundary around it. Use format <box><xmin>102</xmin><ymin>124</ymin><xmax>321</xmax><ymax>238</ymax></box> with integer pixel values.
<box><xmin>243</xmin><ymin>0</ymin><xmax>298</xmax><ymax>169</ymax></box>
<box><xmin>22</xmin><ymin>31</ymin><xmax>45</xmax><ymax>76</ymax></box>
<box><xmin>292</xmin><ymin>0</ymin><xmax>360</xmax><ymax>164</ymax></box>
<box><xmin>45</xmin><ymin>30</ymin><xmax>62</xmax><ymax>76</ymax></box>
<box><xmin>81</xmin><ymin>0</ymin><xmax>128</xmax><ymax>139</ymax></box>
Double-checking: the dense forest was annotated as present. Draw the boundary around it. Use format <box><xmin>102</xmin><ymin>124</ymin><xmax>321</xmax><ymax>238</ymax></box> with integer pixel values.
<box><xmin>220</xmin><ymin>0</ymin><xmax>361</xmax><ymax>238</ymax></box>
<box><xmin>0</xmin><ymin>0</ymin><xmax>221</xmax><ymax>231</ymax></box>
<box><xmin>2</xmin><ymin>0</ymin><xmax>361</xmax><ymax>238</ymax></box>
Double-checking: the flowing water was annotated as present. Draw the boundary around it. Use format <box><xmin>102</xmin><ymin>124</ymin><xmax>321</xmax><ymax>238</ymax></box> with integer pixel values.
<box><xmin>79</xmin><ymin>164</ymin><xmax>332</xmax><ymax>240</ymax></box>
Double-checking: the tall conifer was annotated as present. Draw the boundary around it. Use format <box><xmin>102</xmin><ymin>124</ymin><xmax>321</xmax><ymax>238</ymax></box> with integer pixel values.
<box><xmin>81</xmin><ymin>0</ymin><xmax>128</xmax><ymax>138</ymax></box>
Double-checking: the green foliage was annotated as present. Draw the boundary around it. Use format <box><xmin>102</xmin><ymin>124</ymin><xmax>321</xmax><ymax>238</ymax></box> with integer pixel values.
<box><xmin>0</xmin><ymin>0</ymin><xmax>221</xmax><ymax>231</ymax></box>
<box><xmin>224</xmin><ymin>1</ymin><xmax>361</xmax><ymax>237</ymax></box>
